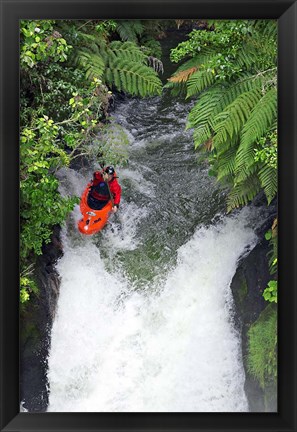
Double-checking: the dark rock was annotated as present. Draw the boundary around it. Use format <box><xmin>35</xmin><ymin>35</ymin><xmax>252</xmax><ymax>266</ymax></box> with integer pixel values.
<box><xmin>230</xmin><ymin>220</ymin><xmax>277</xmax><ymax>412</ymax></box>
<box><xmin>20</xmin><ymin>225</ymin><xmax>62</xmax><ymax>412</ymax></box>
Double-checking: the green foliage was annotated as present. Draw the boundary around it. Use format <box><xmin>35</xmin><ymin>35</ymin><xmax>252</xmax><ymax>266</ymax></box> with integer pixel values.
<box><xmin>186</xmin><ymin>69</ymin><xmax>216</xmax><ymax>98</ymax></box>
<box><xmin>140</xmin><ymin>37</ymin><xmax>162</xmax><ymax>59</ymax></box>
<box><xmin>20</xmin><ymin>20</ymin><xmax>72</xmax><ymax>68</ymax></box>
<box><xmin>20</xmin><ymin>22</ymin><xmax>113</xmax><ymax>304</ymax></box>
<box><xmin>114</xmin><ymin>20</ymin><xmax>164</xmax><ymax>59</ymax></box>
<box><xmin>170</xmin><ymin>20</ymin><xmax>253</xmax><ymax>66</ymax></box>
<box><xmin>106</xmin><ymin>60</ymin><xmax>162</xmax><ymax>97</ymax></box>
<box><xmin>247</xmin><ymin>305</ymin><xmax>277</xmax><ymax>388</ymax></box>
<box><xmin>76</xmin><ymin>38</ymin><xmax>163</xmax><ymax>97</ymax></box>
<box><xmin>20</xmin><ymin>19</ymin><xmax>165</xmax><ymax>304</ymax></box>
<box><xmin>226</xmin><ymin>175</ymin><xmax>261</xmax><ymax>210</ymax></box>
<box><xmin>89</xmin><ymin>121</ymin><xmax>130</xmax><ymax>166</ymax></box>
<box><xmin>254</xmin><ymin>130</ymin><xmax>277</xmax><ymax>169</ymax></box>
<box><xmin>263</xmin><ymin>218</ymin><xmax>278</xmax><ymax>303</ymax></box>
<box><xmin>76</xmin><ymin>50</ymin><xmax>105</xmax><ymax>80</ymax></box>
<box><xmin>20</xmin><ymin>273</ymin><xmax>39</xmax><ymax>304</ymax></box>
<box><xmin>168</xmin><ymin>20</ymin><xmax>277</xmax><ymax>211</ymax></box>
<box><xmin>263</xmin><ymin>280</ymin><xmax>277</xmax><ymax>303</ymax></box>
<box><xmin>235</xmin><ymin>87</ymin><xmax>277</xmax><ymax>182</ymax></box>
<box><xmin>116</xmin><ymin>20</ymin><xmax>145</xmax><ymax>42</ymax></box>
<box><xmin>95</xmin><ymin>20</ymin><xmax>117</xmax><ymax>36</ymax></box>
<box><xmin>20</xmin><ymin>115</ymin><xmax>79</xmax><ymax>261</ymax></box>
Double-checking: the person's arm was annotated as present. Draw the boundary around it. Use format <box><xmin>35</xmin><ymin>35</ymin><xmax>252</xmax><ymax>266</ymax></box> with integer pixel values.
<box><xmin>111</xmin><ymin>181</ymin><xmax>122</xmax><ymax>212</ymax></box>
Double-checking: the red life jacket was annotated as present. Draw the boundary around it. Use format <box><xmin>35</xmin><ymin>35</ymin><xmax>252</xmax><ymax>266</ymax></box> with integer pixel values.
<box><xmin>89</xmin><ymin>170</ymin><xmax>122</xmax><ymax>206</ymax></box>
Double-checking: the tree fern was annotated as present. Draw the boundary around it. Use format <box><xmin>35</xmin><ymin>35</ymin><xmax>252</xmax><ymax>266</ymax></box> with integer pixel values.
<box><xmin>74</xmin><ymin>33</ymin><xmax>162</xmax><ymax>97</ymax></box>
<box><xmin>188</xmin><ymin>86</ymin><xmax>223</xmax><ymax>122</ymax></box>
<box><xmin>227</xmin><ymin>175</ymin><xmax>261</xmax><ymax>211</ymax></box>
<box><xmin>213</xmin><ymin>89</ymin><xmax>262</xmax><ymax>149</ymax></box>
<box><xmin>189</xmin><ymin>87</ymin><xmax>226</xmax><ymax>148</ymax></box>
<box><xmin>235</xmin><ymin>87</ymin><xmax>277</xmax><ymax>181</ymax></box>
<box><xmin>140</xmin><ymin>36</ymin><xmax>162</xmax><ymax>58</ymax></box>
<box><xmin>76</xmin><ymin>50</ymin><xmax>105</xmax><ymax>79</ymax></box>
<box><xmin>147</xmin><ymin>56</ymin><xmax>164</xmax><ymax>74</ymax></box>
<box><xmin>105</xmin><ymin>61</ymin><xmax>162</xmax><ymax>96</ymax></box>
<box><xmin>168</xmin><ymin>19</ymin><xmax>277</xmax><ymax>212</ymax></box>
<box><xmin>165</xmin><ymin>53</ymin><xmax>214</xmax><ymax>93</ymax></box>
<box><xmin>215</xmin><ymin>146</ymin><xmax>237</xmax><ymax>181</ymax></box>
<box><xmin>108</xmin><ymin>41</ymin><xmax>147</xmax><ymax>64</ymax></box>
<box><xmin>164</xmin><ymin>80</ymin><xmax>188</xmax><ymax>97</ymax></box>
<box><xmin>116</xmin><ymin>20</ymin><xmax>144</xmax><ymax>42</ymax></box>
<box><xmin>75</xmin><ymin>31</ymin><xmax>107</xmax><ymax>51</ymax></box>
<box><xmin>258</xmin><ymin>164</ymin><xmax>277</xmax><ymax>204</ymax></box>
<box><xmin>186</xmin><ymin>69</ymin><xmax>216</xmax><ymax>98</ymax></box>
<box><xmin>169</xmin><ymin>67</ymin><xmax>199</xmax><ymax>84</ymax></box>
<box><xmin>187</xmin><ymin>73</ymin><xmax>267</xmax><ymax>135</ymax></box>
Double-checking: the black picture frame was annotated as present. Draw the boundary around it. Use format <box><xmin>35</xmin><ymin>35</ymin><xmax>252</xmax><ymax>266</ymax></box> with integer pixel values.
<box><xmin>0</xmin><ymin>0</ymin><xmax>296</xmax><ymax>431</ymax></box>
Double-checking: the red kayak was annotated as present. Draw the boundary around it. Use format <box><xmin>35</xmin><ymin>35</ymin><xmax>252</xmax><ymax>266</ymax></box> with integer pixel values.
<box><xmin>77</xmin><ymin>183</ymin><xmax>113</xmax><ymax>235</ymax></box>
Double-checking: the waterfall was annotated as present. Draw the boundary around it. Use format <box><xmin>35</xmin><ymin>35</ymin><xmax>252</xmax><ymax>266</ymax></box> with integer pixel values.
<box><xmin>45</xmin><ymin>94</ymin><xmax>265</xmax><ymax>412</ymax></box>
<box><xmin>47</xmin><ymin>185</ymin><xmax>258</xmax><ymax>412</ymax></box>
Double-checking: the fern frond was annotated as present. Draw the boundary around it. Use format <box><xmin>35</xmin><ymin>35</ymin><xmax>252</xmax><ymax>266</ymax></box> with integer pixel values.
<box><xmin>131</xmin><ymin>20</ymin><xmax>145</xmax><ymax>36</ymax></box>
<box><xmin>213</xmin><ymin>89</ymin><xmax>262</xmax><ymax>149</ymax></box>
<box><xmin>168</xmin><ymin>67</ymin><xmax>199</xmax><ymax>83</ymax></box>
<box><xmin>227</xmin><ymin>175</ymin><xmax>261</xmax><ymax>211</ymax></box>
<box><xmin>186</xmin><ymin>70</ymin><xmax>216</xmax><ymax>98</ymax></box>
<box><xmin>164</xmin><ymin>80</ymin><xmax>187</xmax><ymax>97</ymax></box>
<box><xmin>108</xmin><ymin>41</ymin><xmax>147</xmax><ymax>64</ymax></box>
<box><xmin>258</xmin><ymin>164</ymin><xmax>277</xmax><ymax>204</ymax></box>
<box><xmin>254</xmin><ymin>20</ymin><xmax>277</xmax><ymax>40</ymax></box>
<box><xmin>147</xmin><ymin>56</ymin><xmax>164</xmax><ymax>74</ymax></box>
<box><xmin>235</xmin><ymin>87</ymin><xmax>277</xmax><ymax>180</ymax></box>
<box><xmin>165</xmin><ymin>53</ymin><xmax>214</xmax><ymax>91</ymax></box>
<box><xmin>214</xmin><ymin>73</ymin><xmax>268</xmax><ymax>110</ymax></box>
<box><xmin>175</xmin><ymin>53</ymin><xmax>215</xmax><ymax>72</ymax></box>
<box><xmin>76</xmin><ymin>50</ymin><xmax>105</xmax><ymax>79</ymax></box>
<box><xmin>188</xmin><ymin>87</ymin><xmax>225</xmax><ymax>148</ymax></box>
<box><xmin>103</xmin><ymin>41</ymin><xmax>163</xmax><ymax>96</ymax></box>
<box><xmin>140</xmin><ymin>37</ymin><xmax>162</xmax><ymax>58</ymax></box>
<box><xmin>116</xmin><ymin>20</ymin><xmax>142</xmax><ymax>42</ymax></box>
<box><xmin>187</xmin><ymin>73</ymin><xmax>266</xmax><ymax>131</ymax></box>
<box><xmin>113</xmin><ymin>68</ymin><xmax>123</xmax><ymax>92</ymax></box>
<box><xmin>105</xmin><ymin>60</ymin><xmax>162</xmax><ymax>96</ymax></box>
<box><xmin>75</xmin><ymin>31</ymin><xmax>107</xmax><ymax>54</ymax></box>
<box><xmin>193</xmin><ymin>124</ymin><xmax>212</xmax><ymax>149</ymax></box>
<box><xmin>188</xmin><ymin>86</ymin><xmax>226</xmax><ymax>128</ymax></box>
<box><xmin>237</xmin><ymin>45</ymin><xmax>260</xmax><ymax>70</ymax></box>
<box><xmin>216</xmin><ymin>146</ymin><xmax>237</xmax><ymax>181</ymax></box>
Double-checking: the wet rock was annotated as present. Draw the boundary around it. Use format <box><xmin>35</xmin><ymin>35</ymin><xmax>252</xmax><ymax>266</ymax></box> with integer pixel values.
<box><xmin>230</xmin><ymin>215</ymin><xmax>277</xmax><ymax>412</ymax></box>
<box><xmin>20</xmin><ymin>225</ymin><xmax>62</xmax><ymax>412</ymax></box>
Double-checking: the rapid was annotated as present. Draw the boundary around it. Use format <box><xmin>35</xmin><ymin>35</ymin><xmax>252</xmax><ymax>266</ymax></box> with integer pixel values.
<box><xmin>46</xmin><ymin>90</ymin><xmax>268</xmax><ymax>413</ymax></box>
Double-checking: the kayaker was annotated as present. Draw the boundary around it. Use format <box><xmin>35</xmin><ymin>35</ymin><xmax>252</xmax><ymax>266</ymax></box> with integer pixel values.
<box><xmin>87</xmin><ymin>166</ymin><xmax>122</xmax><ymax>213</ymax></box>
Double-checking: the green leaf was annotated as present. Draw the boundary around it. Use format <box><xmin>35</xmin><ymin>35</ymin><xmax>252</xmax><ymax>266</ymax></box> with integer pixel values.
<box><xmin>265</xmin><ymin>231</ymin><xmax>272</xmax><ymax>240</ymax></box>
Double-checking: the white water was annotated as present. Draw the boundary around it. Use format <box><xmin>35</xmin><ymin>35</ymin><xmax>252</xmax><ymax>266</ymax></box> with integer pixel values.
<box><xmin>47</xmin><ymin>177</ymin><xmax>259</xmax><ymax>412</ymax></box>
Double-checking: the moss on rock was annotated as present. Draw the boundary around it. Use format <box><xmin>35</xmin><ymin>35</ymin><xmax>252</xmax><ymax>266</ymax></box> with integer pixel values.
<box><xmin>246</xmin><ymin>303</ymin><xmax>277</xmax><ymax>409</ymax></box>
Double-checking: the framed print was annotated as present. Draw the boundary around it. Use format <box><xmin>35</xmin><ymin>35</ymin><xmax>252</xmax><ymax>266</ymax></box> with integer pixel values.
<box><xmin>1</xmin><ymin>0</ymin><xmax>296</xmax><ymax>431</ymax></box>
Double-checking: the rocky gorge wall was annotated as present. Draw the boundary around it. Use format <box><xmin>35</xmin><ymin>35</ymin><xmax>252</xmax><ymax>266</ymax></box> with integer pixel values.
<box><xmin>230</xmin><ymin>204</ymin><xmax>277</xmax><ymax>412</ymax></box>
<box><xmin>20</xmin><ymin>226</ymin><xmax>62</xmax><ymax>412</ymax></box>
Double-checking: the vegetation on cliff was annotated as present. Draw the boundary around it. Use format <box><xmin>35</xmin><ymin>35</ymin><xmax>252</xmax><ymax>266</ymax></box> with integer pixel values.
<box><xmin>20</xmin><ymin>19</ymin><xmax>166</xmax><ymax>303</ymax></box>
<box><xmin>167</xmin><ymin>19</ymin><xmax>278</xmax><ymax>396</ymax></box>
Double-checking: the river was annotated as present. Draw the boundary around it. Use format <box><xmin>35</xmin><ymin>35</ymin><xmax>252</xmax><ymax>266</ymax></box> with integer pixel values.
<box><xmin>44</xmin><ymin>85</ymin><xmax>270</xmax><ymax>412</ymax></box>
